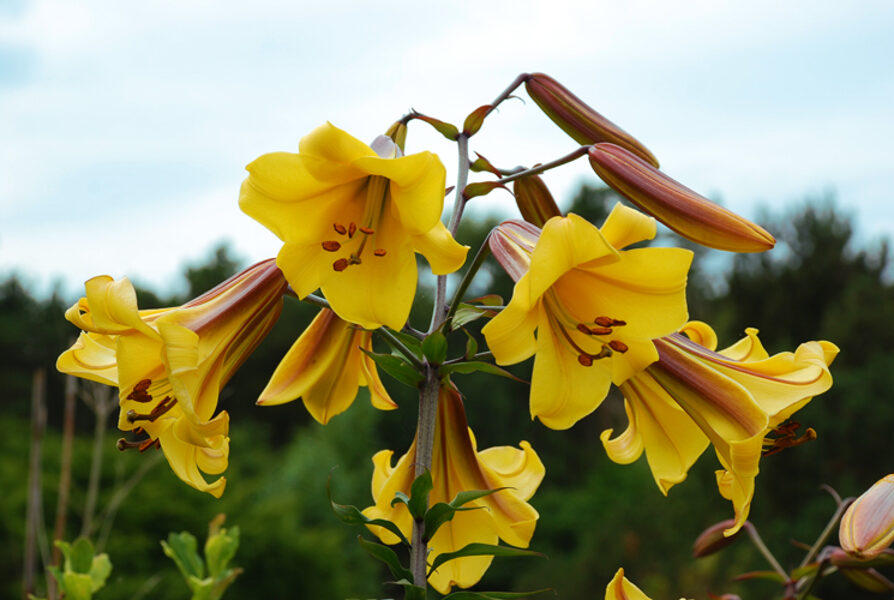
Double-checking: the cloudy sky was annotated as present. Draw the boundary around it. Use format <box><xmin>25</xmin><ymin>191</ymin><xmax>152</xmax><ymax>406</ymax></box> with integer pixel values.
<box><xmin>2</xmin><ymin>0</ymin><xmax>893</xmax><ymax>297</ymax></box>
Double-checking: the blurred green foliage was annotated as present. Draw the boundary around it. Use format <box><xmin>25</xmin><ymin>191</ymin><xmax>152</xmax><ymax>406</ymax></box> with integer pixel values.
<box><xmin>3</xmin><ymin>188</ymin><xmax>893</xmax><ymax>599</ymax></box>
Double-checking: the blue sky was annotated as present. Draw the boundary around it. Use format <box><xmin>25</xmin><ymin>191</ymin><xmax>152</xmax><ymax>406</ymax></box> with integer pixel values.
<box><xmin>2</xmin><ymin>0</ymin><xmax>893</xmax><ymax>296</ymax></box>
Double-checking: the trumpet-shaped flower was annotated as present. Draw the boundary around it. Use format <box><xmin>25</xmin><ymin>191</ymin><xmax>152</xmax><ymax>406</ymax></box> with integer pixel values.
<box><xmin>840</xmin><ymin>474</ymin><xmax>894</xmax><ymax>559</ymax></box>
<box><xmin>482</xmin><ymin>203</ymin><xmax>693</xmax><ymax>429</ymax></box>
<box><xmin>57</xmin><ymin>260</ymin><xmax>288</xmax><ymax>496</ymax></box>
<box><xmin>605</xmin><ymin>568</ymin><xmax>695</xmax><ymax>600</ymax></box>
<box><xmin>239</xmin><ymin>122</ymin><xmax>468</xmax><ymax>330</ymax></box>
<box><xmin>363</xmin><ymin>383</ymin><xmax>545</xmax><ymax>593</ymax></box>
<box><xmin>256</xmin><ymin>307</ymin><xmax>395</xmax><ymax>423</ymax></box>
<box><xmin>602</xmin><ymin>321</ymin><xmax>838</xmax><ymax>535</ymax></box>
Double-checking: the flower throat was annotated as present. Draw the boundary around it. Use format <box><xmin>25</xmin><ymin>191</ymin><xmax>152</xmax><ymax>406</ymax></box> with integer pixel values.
<box><xmin>321</xmin><ymin>175</ymin><xmax>390</xmax><ymax>272</ymax></box>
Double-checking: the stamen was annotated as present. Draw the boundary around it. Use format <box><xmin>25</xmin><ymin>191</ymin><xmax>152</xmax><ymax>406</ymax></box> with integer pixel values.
<box><xmin>608</xmin><ymin>340</ymin><xmax>629</xmax><ymax>353</ymax></box>
<box><xmin>321</xmin><ymin>241</ymin><xmax>341</xmax><ymax>252</ymax></box>
<box><xmin>348</xmin><ymin>222</ymin><xmax>357</xmax><ymax>238</ymax></box>
<box><xmin>138</xmin><ymin>438</ymin><xmax>157</xmax><ymax>452</ymax></box>
<box><xmin>576</xmin><ymin>323</ymin><xmax>593</xmax><ymax>335</ymax></box>
<box><xmin>348</xmin><ymin>255</ymin><xmax>362</xmax><ymax>265</ymax></box>
<box><xmin>595</xmin><ymin>316</ymin><xmax>626</xmax><ymax>327</ymax></box>
<box><xmin>127</xmin><ymin>396</ymin><xmax>177</xmax><ymax>423</ymax></box>
<box><xmin>590</xmin><ymin>327</ymin><xmax>613</xmax><ymax>335</ymax></box>
<box><xmin>762</xmin><ymin>421</ymin><xmax>817</xmax><ymax>457</ymax></box>
<box><xmin>333</xmin><ymin>223</ymin><xmax>347</xmax><ymax>235</ymax></box>
<box><xmin>126</xmin><ymin>379</ymin><xmax>154</xmax><ymax>403</ymax></box>
<box><xmin>373</xmin><ymin>248</ymin><xmax>387</xmax><ymax>257</ymax></box>
<box><xmin>578</xmin><ymin>354</ymin><xmax>593</xmax><ymax>366</ymax></box>
<box><xmin>359</xmin><ymin>226</ymin><xmax>375</xmax><ymax>235</ymax></box>
<box><xmin>333</xmin><ymin>259</ymin><xmax>349</xmax><ymax>272</ymax></box>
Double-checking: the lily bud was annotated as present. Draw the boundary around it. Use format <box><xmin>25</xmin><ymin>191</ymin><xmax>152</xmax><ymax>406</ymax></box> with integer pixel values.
<box><xmin>525</xmin><ymin>72</ymin><xmax>659</xmax><ymax>167</ymax></box>
<box><xmin>692</xmin><ymin>519</ymin><xmax>742</xmax><ymax>557</ymax></box>
<box><xmin>488</xmin><ymin>220</ymin><xmax>540</xmax><ymax>282</ymax></box>
<box><xmin>588</xmin><ymin>143</ymin><xmax>775</xmax><ymax>253</ymax></box>
<box><xmin>513</xmin><ymin>175</ymin><xmax>562</xmax><ymax>227</ymax></box>
<box><xmin>840</xmin><ymin>474</ymin><xmax>894</xmax><ymax>560</ymax></box>
<box><xmin>384</xmin><ymin>120</ymin><xmax>408</xmax><ymax>152</ymax></box>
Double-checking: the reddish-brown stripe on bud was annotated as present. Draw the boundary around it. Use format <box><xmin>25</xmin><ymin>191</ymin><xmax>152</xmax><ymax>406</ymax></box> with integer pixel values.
<box><xmin>525</xmin><ymin>72</ymin><xmax>659</xmax><ymax>167</ymax></box>
<box><xmin>513</xmin><ymin>175</ymin><xmax>562</xmax><ymax>227</ymax></box>
<box><xmin>841</xmin><ymin>474</ymin><xmax>894</xmax><ymax>560</ymax></box>
<box><xmin>589</xmin><ymin>143</ymin><xmax>775</xmax><ymax>253</ymax></box>
<box><xmin>488</xmin><ymin>220</ymin><xmax>541</xmax><ymax>282</ymax></box>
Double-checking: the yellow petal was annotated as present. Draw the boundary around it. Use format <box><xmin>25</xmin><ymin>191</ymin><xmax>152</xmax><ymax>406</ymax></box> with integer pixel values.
<box><xmin>412</xmin><ymin>220</ymin><xmax>469</xmax><ymax>275</ymax></box>
<box><xmin>605</xmin><ymin>568</ymin><xmax>653</xmax><ymax>600</ymax></box>
<box><xmin>600</xmin><ymin>399</ymin><xmax>645</xmax><ymax>465</ymax></box>
<box><xmin>598</xmin><ymin>202</ymin><xmax>657</xmax><ymax>250</ymax></box>
<box><xmin>480</xmin><ymin>289</ymin><xmax>538</xmax><ymax>366</ymax></box>
<box><xmin>427</xmin><ymin>505</ymin><xmax>498</xmax><ymax>594</ymax></box>
<box><xmin>299</xmin><ymin>121</ymin><xmax>377</xmax><ymax>166</ymax></box>
<box><xmin>357</xmin><ymin>331</ymin><xmax>397</xmax><ymax>412</ymax></box>
<box><xmin>56</xmin><ymin>332</ymin><xmax>119</xmax><ymax>386</ymax></box>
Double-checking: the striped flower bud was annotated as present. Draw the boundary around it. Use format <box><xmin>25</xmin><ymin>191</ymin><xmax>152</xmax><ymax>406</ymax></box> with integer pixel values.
<box><xmin>841</xmin><ymin>474</ymin><xmax>894</xmax><ymax>560</ymax></box>
<box><xmin>525</xmin><ymin>72</ymin><xmax>659</xmax><ymax>167</ymax></box>
<box><xmin>692</xmin><ymin>519</ymin><xmax>742</xmax><ymax>557</ymax></box>
<box><xmin>513</xmin><ymin>175</ymin><xmax>562</xmax><ymax>227</ymax></box>
<box><xmin>589</xmin><ymin>143</ymin><xmax>775</xmax><ymax>253</ymax></box>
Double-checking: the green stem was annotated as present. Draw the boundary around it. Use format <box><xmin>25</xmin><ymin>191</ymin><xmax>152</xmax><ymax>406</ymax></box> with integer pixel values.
<box><xmin>377</xmin><ymin>327</ymin><xmax>425</xmax><ymax>371</ymax></box>
<box><xmin>481</xmin><ymin>73</ymin><xmax>531</xmax><ymax>122</ymax></box>
<box><xmin>443</xmin><ymin>351</ymin><xmax>492</xmax><ymax>365</ymax></box>
<box><xmin>744</xmin><ymin>522</ymin><xmax>788</xmax><ymax>581</ymax></box>
<box><xmin>444</xmin><ymin>239</ymin><xmax>492</xmax><ymax>330</ymax></box>
<box><xmin>300</xmin><ymin>292</ymin><xmax>330</xmax><ymax>309</ymax></box>
<box><xmin>409</xmin><ymin>365</ymin><xmax>439</xmax><ymax>588</ymax></box>
<box><xmin>492</xmin><ymin>145</ymin><xmax>591</xmax><ymax>187</ymax></box>
<box><xmin>799</xmin><ymin>496</ymin><xmax>855</xmax><ymax>568</ymax></box>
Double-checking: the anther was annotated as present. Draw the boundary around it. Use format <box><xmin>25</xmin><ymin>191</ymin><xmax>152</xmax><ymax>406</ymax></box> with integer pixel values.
<box><xmin>126</xmin><ymin>378</ymin><xmax>154</xmax><ymax>403</ymax></box>
<box><xmin>578</xmin><ymin>354</ymin><xmax>593</xmax><ymax>366</ymax></box>
<box><xmin>333</xmin><ymin>223</ymin><xmax>347</xmax><ymax>235</ymax></box>
<box><xmin>590</xmin><ymin>327</ymin><xmax>613</xmax><ymax>336</ymax></box>
<box><xmin>333</xmin><ymin>258</ymin><xmax>349</xmax><ymax>272</ymax></box>
<box><xmin>608</xmin><ymin>340</ymin><xmax>629</xmax><ymax>353</ymax></box>
<box><xmin>595</xmin><ymin>316</ymin><xmax>626</xmax><ymax>327</ymax></box>
<box><xmin>576</xmin><ymin>323</ymin><xmax>593</xmax><ymax>335</ymax></box>
<box><xmin>348</xmin><ymin>222</ymin><xmax>357</xmax><ymax>238</ymax></box>
<box><xmin>117</xmin><ymin>438</ymin><xmax>148</xmax><ymax>451</ymax></box>
<box><xmin>359</xmin><ymin>226</ymin><xmax>375</xmax><ymax>235</ymax></box>
<box><xmin>321</xmin><ymin>241</ymin><xmax>341</xmax><ymax>252</ymax></box>
<box><xmin>127</xmin><ymin>396</ymin><xmax>177</xmax><ymax>423</ymax></box>
<box><xmin>373</xmin><ymin>248</ymin><xmax>387</xmax><ymax>257</ymax></box>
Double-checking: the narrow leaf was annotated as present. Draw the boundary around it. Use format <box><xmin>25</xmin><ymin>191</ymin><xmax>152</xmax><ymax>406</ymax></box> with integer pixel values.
<box><xmin>462</xmin><ymin>329</ymin><xmax>478</xmax><ymax>359</ymax></box>
<box><xmin>440</xmin><ymin>361</ymin><xmax>526</xmax><ymax>383</ymax></box>
<box><xmin>463</xmin><ymin>181</ymin><xmax>507</xmax><ymax>200</ymax></box>
<box><xmin>463</xmin><ymin>104</ymin><xmax>492</xmax><ymax>136</ymax></box>
<box><xmin>408</xmin><ymin>470</ymin><xmax>434</xmax><ymax>520</ymax></box>
<box><xmin>468</xmin><ymin>294</ymin><xmax>504</xmax><ymax>306</ymax></box>
<box><xmin>443</xmin><ymin>589</ymin><xmax>552</xmax><ymax>600</ymax></box>
<box><xmin>387</xmin><ymin>579</ymin><xmax>427</xmax><ymax>600</ymax></box>
<box><xmin>422</xmin><ymin>331</ymin><xmax>448</xmax><ymax>365</ymax></box>
<box><xmin>384</xmin><ymin>328</ymin><xmax>424</xmax><ymax>359</ymax></box>
<box><xmin>452</xmin><ymin>305</ymin><xmax>498</xmax><ymax>328</ymax></box>
<box><xmin>732</xmin><ymin>570</ymin><xmax>786</xmax><ymax>583</ymax></box>
<box><xmin>391</xmin><ymin>491</ymin><xmax>411</xmax><ymax>508</ymax></box>
<box><xmin>429</xmin><ymin>543</ymin><xmax>545</xmax><ymax>575</ymax></box>
<box><xmin>357</xmin><ymin>536</ymin><xmax>414</xmax><ymax>582</ymax></box>
<box><xmin>361</xmin><ymin>348</ymin><xmax>424</xmax><ymax>387</ymax></box>
<box><xmin>328</xmin><ymin>477</ymin><xmax>410</xmax><ymax>546</ymax></box>
<box><xmin>469</xmin><ymin>152</ymin><xmax>503</xmax><ymax>177</ymax></box>
<box><xmin>413</xmin><ymin>114</ymin><xmax>459</xmax><ymax>141</ymax></box>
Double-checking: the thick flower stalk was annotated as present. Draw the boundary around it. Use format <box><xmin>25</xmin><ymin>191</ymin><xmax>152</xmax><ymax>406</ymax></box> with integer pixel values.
<box><xmin>602</xmin><ymin>321</ymin><xmax>838</xmax><ymax>534</ymax></box>
<box><xmin>57</xmin><ymin>259</ymin><xmax>288</xmax><ymax>496</ymax></box>
<box><xmin>482</xmin><ymin>203</ymin><xmax>693</xmax><ymax>429</ymax></box>
<box><xmin>840</xmin><ymin>474</ymin><xmax>894</xmax><ymax>559</ymax></box>
<box><xmin>255</xmin><ymin>307</ymin><xmax>396</xmax><ymax>424</ymax></box>
<box><xmin>239</xmin><ymin>122</ymin><xmax>468</xmax><ymax>330</ymax></box>
<box><xmin>363</xmin><ymin>382</ymin><xmax>545</xmax><ymax>593</ymax></box>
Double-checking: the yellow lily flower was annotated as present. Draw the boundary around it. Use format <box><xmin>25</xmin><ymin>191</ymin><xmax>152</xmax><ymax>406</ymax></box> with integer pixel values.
<box><xmin>256</xmin><ymin>307</ymin><xmax>396</xmax><ymax>424</ymax></box>
<box><xmin>602</xmin><ymin>321</ymin><xmax>838</xmax><ymax>535</ymax></box>
<box><xmin>239</xmin><ymin>122</ymin><xmax>469</xmax><ymax>330</ymax></box>
<box><xmin>482</xmin><ymin>203</ymin><xmax>693</xmax><ymax>429</ymax></box>
<box><xmin>840</xmin><ymin>474</ymin><xmax>894</xmax><ymax>559</ymax></box>
<box><xmin>362</xmin><ymin>383</ymin><xmax>545</xmax><ymax>593</ymax></box>
<box><xmin>57</xmin><ymin>259</ymin><xmax>288</xmax><ymax>497</ymax></box>
<box><xmin>605</xmin><ymin>568</ymin><xmax>694</xmax><ymax>600</ymax></box>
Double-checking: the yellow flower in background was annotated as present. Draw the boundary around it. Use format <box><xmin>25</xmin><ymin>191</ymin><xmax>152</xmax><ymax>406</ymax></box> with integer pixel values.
<box><xmin>605</xmin><ymin>567</ymin><xmax>695</xmax><ymax>600</ymax></box>
<box><xmin>239</xmin><ymin>122</ymin><xmax>468</xmax><ymax>330</ymax></box>
<box><xmin>840</xmin><ymin>474</ymin><xmax>894</xmax><ymax>559</ymax></box>
<box><xmin>256</xmin><ymin>307</ymin><xmax>396</xmax><ymax>424</ymax></box>
<box><xmin>482</xmin><ymin>204</ymin><xmax>692</xmax><ymax>429</ymax></box>
<box><xmin>363</xmin><ymin>383</ymin><xmax>545</xmax><ymax>593</ymax></box>
<box><xmin>57</xmin><ymin>260</ymin><xmax>288</xmax><ymax>497</ymax></box>
<box><xmin>602</xmin><ymin>321</ymin><xmax>838</xmax><ymax>535</ymax></box>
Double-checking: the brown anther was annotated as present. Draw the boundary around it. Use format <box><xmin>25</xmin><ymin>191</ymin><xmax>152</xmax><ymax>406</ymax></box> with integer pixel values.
<box><xmin>373</xmin><ymin>248</ymin><xmax>387</xmax><ymax>257</ymax></box>
<box><xmin>333</xmin><ymin>258</ymin><xmax>349</xmax><ymax>272</ymax></box>
<box><xmin>359</xmin><ymin>226</ymin><xmax>375</xmax><ymax>235</ymax></box>
<box><xmin>348</xmin><ymin>222</ymin><xmax>357</xmax><ymax>238</ymax></box>
<box><xmin>333</xmin><ymin>223</ymin><xmax>347</xmax><ymax>235</ymax></box>
<box><xmin>576</xmin><ymin>323</ymin><xmax>593</xmax><ymax>335</ymax></box>
<box><xmin>127</xmin><ymin>396</ymin><xmax>177</xmax><ymax>423</ymax></box>
<box><xmin>116</xmin><ymin>438</ymin><xmax>132</xmax><ymax>451</ymax></box>
<box><xmin>590</xmin><ymin>327</ymin><xmax>613</xmax><ymax>336</ymax></box>
<box><xmin>133</xmin><ymin>426</ymin><xmax>144</xmax><ymax>435</ymax></box>
<box><xmin>321</xmin><ymin>240</ymin><xmax>341</xmax><ymax>252</ymax></box>
<box><xmin>762</xmin><ymin>421</ymin><xmax>817</xmax><ymax>457</ymax></box>
<box><xmin>595</xmin><ymin>316</ymin><xmax>626</xmax><ymax>327</ymax></box>
<box><xmin>608</xmin><ymin>340</ymin><xmax>629</xmax><ymax>353</ymax></box>
<box><xmin>577</xmin><ymin>354</ymin><xmax>593</xmax><ymax>366</ymax></box>
<box><xmin>126</xmin><ymin>378</ymin><xmax>154</xmax><ymax>403</ymax></box>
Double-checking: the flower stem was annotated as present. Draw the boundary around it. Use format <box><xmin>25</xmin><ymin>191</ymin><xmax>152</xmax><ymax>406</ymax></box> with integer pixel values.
<box><xmin>798</xmin><ymin>494</ymin><xmax>855</xmax><ymax>569</ymax></box>
<box><xmin>377</xmin><ymin>327</ymin><xmax>425</xmax><ymax>371</ymax></box>
<box><xmin>410</xmin><ymin>364</ymin><xmax>439</xmax><ymax>587</ymax></box>
<box><xmin>444</xmin><ymin>239</ymin><xmax>491</xmax><ymax>330</ymax></box>
<box><xmin>744</xmin><ymin>521</ymin><xmax>788</xmax><ymax>581</ymax></box>
<box><xmin>494</xmin><ymin>145</ymin><xmax>591</xmax><ymax>187</ymax></box>
<box><xmin>482</xmin><ymin>72</ymin><xmax>531</xmax><ymax>121</ymax></box>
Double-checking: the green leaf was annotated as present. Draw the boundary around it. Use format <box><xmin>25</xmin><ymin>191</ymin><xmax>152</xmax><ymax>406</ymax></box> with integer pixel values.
<box><xmin>60</xmin><ymin>572</ymin><xmax>94</xmax><ymax>600</ymax></box>
<box><xmin>462</xmin><ymin>329</ymin><xmax>478</xmax><ymax>359</ymax></box>
<box><xmin>452</xmin><ymin>306</ymin><xmax>496</xmax><ymax>328</ymax></box>
<box><xmin>424</xmin><ymin>488</ymin><xmax>509</xmax><ymax>541</ymax></box>
<box><xmin>443</xmin><ymin>589</ymin><xmax>552</xmax><ymax>599</ymax></box>
<box><xmin>328</xmin><ymin>477</ymin><xmax>411</xmax><ymax>546</ymax></box>
<box><xmin>841</xmin><ymin>567</ymin><xmax>894</xmax><ymax>593</ymax></box>
<box><xmin>361</xmin><ymin>348</ymin><xmax>424</xmax><ymax>387</ymax></box>
<box><xmin>462</xmin><ymin>104</ymin><xmax>492</xmax><ymax>136</ymax></box>
<box><xmin>732</xmin><ymin>570</ymin><xmax>786</xmax><ymax>583</ymax></box>
<box><xmin>205</xmin><ymin>526</ymin><xmax>239</xmax><ymax>578</ymax></box>
<box><xmin>422</xmin><ymin>331</ymin><xmax>448</xmax><ymax>365</ymax></box>
<box><xmin>468</xmin><ymin>294</ymin><xmax>504</xmax><ymax>306</ymax></box>
<box><xmin>387</xmin><ymin>579</ymin><xmax>427</xmax><ymax>600</ymax></box>
<box><xmin>88</xmin><ymin>553</ymin><xmax>112</xmax><ymax>592</ymax></box>
<box><xmin>463</xmin><ymin>181</ymin><xmax>507</xmax><ymax>200</ymax></box>
<box><xmin>469</xmin><ymin>152</ymin><xmax>502</xmax><ymax>177</ymax></box>
<box><xmin>413</xmin><ymin>114</ymin><xmax>459</xmax><ymax>141</ymax></box>
<box><xmin>391</xmin><ymin>490</ymin><xmax>411</xmax><ymax>508</ymax></box>
<box><xmin>357</xmin><ymin>536</ymin><xmax>414</xmax><ymax>582</ymax></box>
<box><xmin>428</xmin><ymin>543</ymin><xmax>545</xmax><ymax>575</ymax></box>
<box><xmin>408</xmin><ymin>470</ymin><xmax>434</xmax><ymax>520</ymax></box>
<box><xmin>385</xmin><ymin>329</ymin><xmax>424</xmax><ymax>359</ymax></box>
<box><xmin>162</xmin><ymin>531</ymin><xmax>205</xmax><ymax>581</ymax></box>
<box><xmin>69</xmin><ymin>538</ymin><xmax>95</xmax><ymax>573</ymax></box>
<box><xmin>440</xmin><ymin>361</ymin><xmax>525</xmax><ymax>383</ymax></box>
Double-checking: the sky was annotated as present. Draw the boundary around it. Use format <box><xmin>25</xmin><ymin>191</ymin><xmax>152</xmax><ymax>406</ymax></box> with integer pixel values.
<box><xmin>2</xmin><ymin>0</ymin><xmax>893</xmax><ymax>297</ymax></box>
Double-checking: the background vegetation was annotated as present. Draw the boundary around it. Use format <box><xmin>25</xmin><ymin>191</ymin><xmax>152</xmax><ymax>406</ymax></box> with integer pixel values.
<box><xmin>3</xmin><ymin>185</ymin><xmax>892</xmax><ymax>599</ymax></box>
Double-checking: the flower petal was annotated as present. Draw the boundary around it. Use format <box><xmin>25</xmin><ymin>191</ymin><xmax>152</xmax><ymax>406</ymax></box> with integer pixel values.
<box><xmin>412</xmin><ymin>220</ymin><xmax>469</xmax><ymax>275</ymax></box>
<box><xmin>599</xmin><ymin>202</ymin><xmax>657</xmax><ymax>250</ymax></box>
